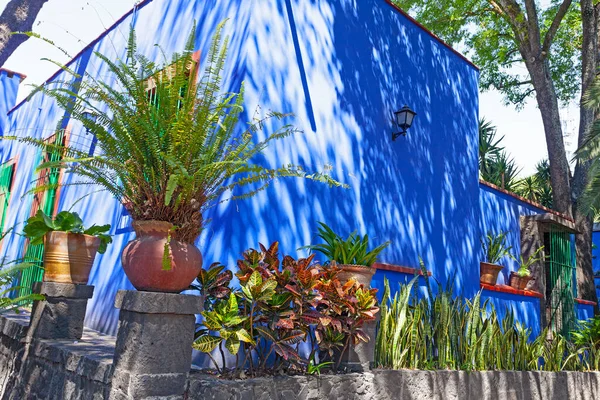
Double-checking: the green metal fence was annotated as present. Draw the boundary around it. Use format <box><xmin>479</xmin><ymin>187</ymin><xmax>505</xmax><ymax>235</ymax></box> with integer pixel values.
<box><xmin>546</xmin><ymin>227</ymin><xmax>577</xmax><ymax>339</ymax></box>
<box><xmin>0</xmin><ymin>162</ymin><xmax>14</xmax><ymax>233</ymax></box>
<box><xmin>15</xmin><ymin>130</ymin><xmax>65</xmax><ymax>300</ymax></box>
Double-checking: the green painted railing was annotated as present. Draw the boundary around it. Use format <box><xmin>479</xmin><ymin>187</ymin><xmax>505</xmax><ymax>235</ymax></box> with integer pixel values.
<box><xmin>547</xmin><ymin>228</ymin><xmax>577</xmax><ymax>339</ymax></box>
<box><xmin>15</xmin><ymin>130</ymin><xmax>65</xmax><ymax>301</ymax></box>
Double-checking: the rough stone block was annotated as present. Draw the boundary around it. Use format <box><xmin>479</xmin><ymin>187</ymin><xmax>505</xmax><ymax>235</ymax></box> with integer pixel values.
<box><xmin>26</xmin><ymin>283</ymin><xmax>94</xmax><ymax>341</ymax></box>
<box><xmin>111</xmin><ymin>290</ymin><xmax>201</xmax><ymax>399</ymax></box>
<box><xmin>338</xmin><ymin>319</ymin><xmax>377</xmax><ymax>372</ymax></box>
<box><xmin>33</xmin><ymin>281</ymin><xmax>95</xmax><ymax>299</ymax></box>
<box><xmin>114</xmin><ymin>290</ymin><xmax>203</xmax><ymax>315</ymax></box>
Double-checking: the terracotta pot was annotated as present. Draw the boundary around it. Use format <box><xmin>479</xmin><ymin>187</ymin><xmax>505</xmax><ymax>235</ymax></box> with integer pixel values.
<box><xmin>336</xmin><ymin>264</ymin><xmax>376</xmax><ymax>287</ymax></box>
<box><xmin>480</xmin><ymin>262</ymin><xmax>503</xmax><ymax>285</ymax></box>
<box><xmin>508</xmin><ymin>272</ymin><xmax>533</xmax><ymax>291</ymax></box>
<box><xmin>121</xmin><ymin>220</ymin><xmax>202</xmax><ymax>293</ymax></box>
<box><xmin>43</xmin><ymin>231</ymin><xmax>101</xmax><ymax>284</ymax></box>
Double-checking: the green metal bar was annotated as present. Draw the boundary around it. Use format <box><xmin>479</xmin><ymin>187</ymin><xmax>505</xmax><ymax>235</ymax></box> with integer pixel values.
<box><xmin>14</xmin><ymin>130</ymin><xmax>66</xmax><ymax>303</ymax></box>
<box><xmin>546</xmin><ymin>227</ymin><xmax>577</xmax><ymax>338</ymax></box>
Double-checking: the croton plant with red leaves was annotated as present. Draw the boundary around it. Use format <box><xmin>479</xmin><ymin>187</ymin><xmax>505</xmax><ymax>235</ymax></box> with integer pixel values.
<box><xmin>192</xmin><ymin>242</ymin><xmax>379</xmax><ymax>376</ymax></box>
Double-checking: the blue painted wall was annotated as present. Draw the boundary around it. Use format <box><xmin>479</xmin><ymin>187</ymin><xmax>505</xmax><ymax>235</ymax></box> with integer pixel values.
<box><xmin>0</xmin><ymin>70</ymin><xmax>23</xmax><ymax>137</ymax></box>
<box><xmin>576</xmin><ymin>302</ymin><xmax>595</xmax><ymax>323</ymax></box>
<box><xmin>0</xmin><ymin>0</ymin><xmax>480</xmax><ymax>336</ymax></box>
<box><xmin>0</xmin><ymin>0</ymin><xmax>592</xmax><ymax>344</ymax></box>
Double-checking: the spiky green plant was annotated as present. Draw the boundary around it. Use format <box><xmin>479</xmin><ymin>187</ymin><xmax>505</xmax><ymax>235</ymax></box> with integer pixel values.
<box><xmin>6</xmin><ymin>22</ymin><xmax>345</xmax><ymax>244</ymax></box>
<box><xmin>515</xmin><ymin>246</ymin><xmax>545</xmax><ymax>278</ymax></box>
<box><xmin>302</xmin><ymin>222</ymin><xmax>390</xmax><ymax>266</ymax></box>
<box><xmin>481</xmin><ymin>231</ymin><xmax>514</xmax><ymax>265</ymax></box>
<box><xmin>375</xmin><ymin>276</ymin><xmax>600</xmax><ymax>372</ymax></box>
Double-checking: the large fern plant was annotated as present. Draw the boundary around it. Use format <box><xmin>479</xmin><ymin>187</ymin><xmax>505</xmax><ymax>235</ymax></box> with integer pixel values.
<box><xmin>9</xmin><ymin>23</ymin><xmax>344</xmax><ymax>243</ymax></box>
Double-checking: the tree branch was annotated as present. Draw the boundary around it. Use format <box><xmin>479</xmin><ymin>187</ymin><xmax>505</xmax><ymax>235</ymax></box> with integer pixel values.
<box><xmin>513</xmin><ymin>87</ymin><xmax>536</xmax><ymax>105</ymax></box>
<box><xmin>0</xmin><ymin>0</ymin><xmax>50</xmax><ymax>67</ymax></box>
<box><xmin>494</xmin><ymin>0</ymin><xmax>531</xmax><ymax>52</ymax></box>
<box><xmin>541</xmin><ymin>0</ymin><xmax>574</xmax><ymax>57</ymax></box>
<box><xmin>496</xmin><ymin>80</ymin><xmax>532</xmax><ymax>90</ymax></box>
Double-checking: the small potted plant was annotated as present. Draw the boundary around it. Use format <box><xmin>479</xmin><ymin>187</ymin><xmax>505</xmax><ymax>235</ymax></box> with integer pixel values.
<box><xmin>480</xmin><ymin>231</ymin><xmax>514</xmax><ymax>286</ymax></box>
<box><xmin>303</xmin><ymin>222</ymin><xmax>390</xmax><ymax>287</ymax></box>
<box><xmin>23</xmin><ymin>210</ymin><xmax>112</xmax><ymax>285</ymax></box>
<box><xmin>509</xmin><ymin>247</ymin><xmax>544</xmax><ymax>290</ymax></box>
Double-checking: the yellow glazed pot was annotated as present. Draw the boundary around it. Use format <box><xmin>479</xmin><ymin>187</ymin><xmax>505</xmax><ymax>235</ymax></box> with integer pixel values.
<box><xmin>43</xmin><ymin>231</ymin><xmax>101</xmax><ymax>284</ymax></box>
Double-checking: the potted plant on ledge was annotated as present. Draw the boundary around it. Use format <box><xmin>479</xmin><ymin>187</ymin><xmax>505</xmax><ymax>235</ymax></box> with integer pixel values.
<box><xmin>23</xmin><ymin>210</ymin><xmax>112</xmax><ymax>285</ymax></box>
<box><xmin>14</xmin><ymin>24</ymin><xmax>345</xmax><ymax>293</ymax></box>
<box><xmin>480</xmin><ymin>231</ymin><xmax>514</xmax><ymax>286</ymax></box>
<box><xmin>509</xmin><ymin>247</ymin><xmax>544</xmax><ymax>291</ymax></box>
<box><xmin>303</xmin><ymin>222</ymin><xmax>390</xmax><ymax>287</ymax></box>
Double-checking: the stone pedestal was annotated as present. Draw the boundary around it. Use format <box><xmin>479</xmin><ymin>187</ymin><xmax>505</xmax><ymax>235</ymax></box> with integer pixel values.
<box><xmin>338</xmin><ymin>318</ymin><xmax>378</xmax><ymax>372</ymax></box>
<box><xmin>110</xmin><ymin>290</ymin><xmax>203</xmax><ymax>400</ymax></box>
<box><xmin>26</xmin><ymin>282</ymin><xmax>94</xmax><ymax>341</ymax></box>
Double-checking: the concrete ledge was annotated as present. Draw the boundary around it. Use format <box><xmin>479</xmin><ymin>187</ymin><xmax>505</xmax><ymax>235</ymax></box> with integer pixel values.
<box><xmin>115</xmin><ymin>290</ymin><xmax>203</xmax><ymax>315</ymax></box>
<box><xmin>33</xmin><ymin>282</ymin><xmax>95</xmax><ymax>299</ymax></box>
<box><xmin>187</xmin><ymin>369</ymin><xmax>600</xmax><ymax>400</ymax></box>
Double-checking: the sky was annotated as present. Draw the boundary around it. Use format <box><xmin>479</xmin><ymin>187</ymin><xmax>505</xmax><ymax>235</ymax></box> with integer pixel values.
<box><xmin>0</xmin><ymin>0</ymin><xmax>581</xmax><ymax>177</ymax></box>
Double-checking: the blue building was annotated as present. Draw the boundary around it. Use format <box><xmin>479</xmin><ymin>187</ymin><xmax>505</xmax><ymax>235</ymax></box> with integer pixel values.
<box><xmin>0</xmin><ymin>0</ymin><xmax>593</xmax><ymax>339</ymax></box>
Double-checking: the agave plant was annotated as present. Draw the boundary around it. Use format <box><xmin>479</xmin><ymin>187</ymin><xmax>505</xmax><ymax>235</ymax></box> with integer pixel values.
<box><xmin>7</xmin><ymin>22</ymin><xmax>344</xmax><ymax>244</ymax></box>
<box><xmin>302</xmin><ymin>222</ymin><xmax>390</xmax><ymax>266</ymax></box>
<box><xmin>515</xmin><ymin>246</ymin><xmax>545</xmax><ymax>278</ymax></box>
<box><xmin>481</xmin><ymin>231</ymin><xmax>515</xmax><ymax>265</ymax></box>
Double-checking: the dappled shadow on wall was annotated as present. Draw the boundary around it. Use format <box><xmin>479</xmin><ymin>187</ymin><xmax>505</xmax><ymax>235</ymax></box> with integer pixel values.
<box><xmin>199</xmin><ymin>0</ymin><xmax>480</xmax><ymax>298</ymax></box>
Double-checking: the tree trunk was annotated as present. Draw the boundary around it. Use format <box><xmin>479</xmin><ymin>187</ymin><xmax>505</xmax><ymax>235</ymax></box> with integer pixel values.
<box><xmin>0</xmin><ymin>0</ymin><xmax>50</xmax><ymax>67</ymax></box>
<box><xmin>573</xmin><ymin>0</ymin><xmax>599</xmax><ymax>305</ymax></box>
<box><xmin>528</xmin><ymin>60</ymin><xmax>573</xmax><ymax>216</ymax></box>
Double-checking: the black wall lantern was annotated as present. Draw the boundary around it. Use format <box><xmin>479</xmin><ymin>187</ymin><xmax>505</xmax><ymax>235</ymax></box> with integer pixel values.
<box><xmin>392</xmin><ymin>105</ymin><xmax>417</xmax><ymax>141</ymax></box>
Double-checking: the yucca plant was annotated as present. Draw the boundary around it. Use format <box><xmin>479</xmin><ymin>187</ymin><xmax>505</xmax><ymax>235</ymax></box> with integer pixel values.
<box><xmin>7</xmin><ymin>22</ymin><xmax>344</xmax><ymax>244</ymax></box>
<box><xmin>374</xmin><ymin>274</ymin><xmax>600</xmax><ymax>372</ymax></box>
<box><xmin>302</xmin><ymin>222</ymin><xmax>390</xmax><ymax>266</ymax></box>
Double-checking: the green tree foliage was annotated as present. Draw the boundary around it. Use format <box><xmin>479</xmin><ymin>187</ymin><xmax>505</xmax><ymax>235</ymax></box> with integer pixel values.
<box><xmin>392</xmin><ymin>0</ymin><xmax>581</xmax><ymax>107</ymax></box>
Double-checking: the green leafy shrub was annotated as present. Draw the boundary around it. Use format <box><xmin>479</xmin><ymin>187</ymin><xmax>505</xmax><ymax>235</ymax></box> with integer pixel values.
<box><xmin>192</xmin><ymin>242</ymin><xmax>379</xmax><ymax>376</ymax></box>
<box><xmin>23</xmin><ymin>210</ymin><xmax>112</xmax><ymax>254</ymax></box>
<box><xmin>11</xmin><ymin>23</ymin><xmax>345</xmax><ymax>244</ymax></box>
<box><xmin>302</xmin><ymin>222</ymin><xmax>390</xmax><ymax>266</ymax></box>
<box><xmin>481</xmin><ymin>231</ymin><xmax>514</xmax><ymax>265</ymax></box>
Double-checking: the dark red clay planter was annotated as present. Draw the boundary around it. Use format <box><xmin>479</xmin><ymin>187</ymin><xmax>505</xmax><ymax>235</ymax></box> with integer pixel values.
<box><xmin>121</xmin><ymin>220</ymin><xmax>202</xmax><ymax>293</ymax></box>
<box><xmin>480</xmin><ymin>262</ymin><xmax>503</xmax><ymax>286</ymax></box>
